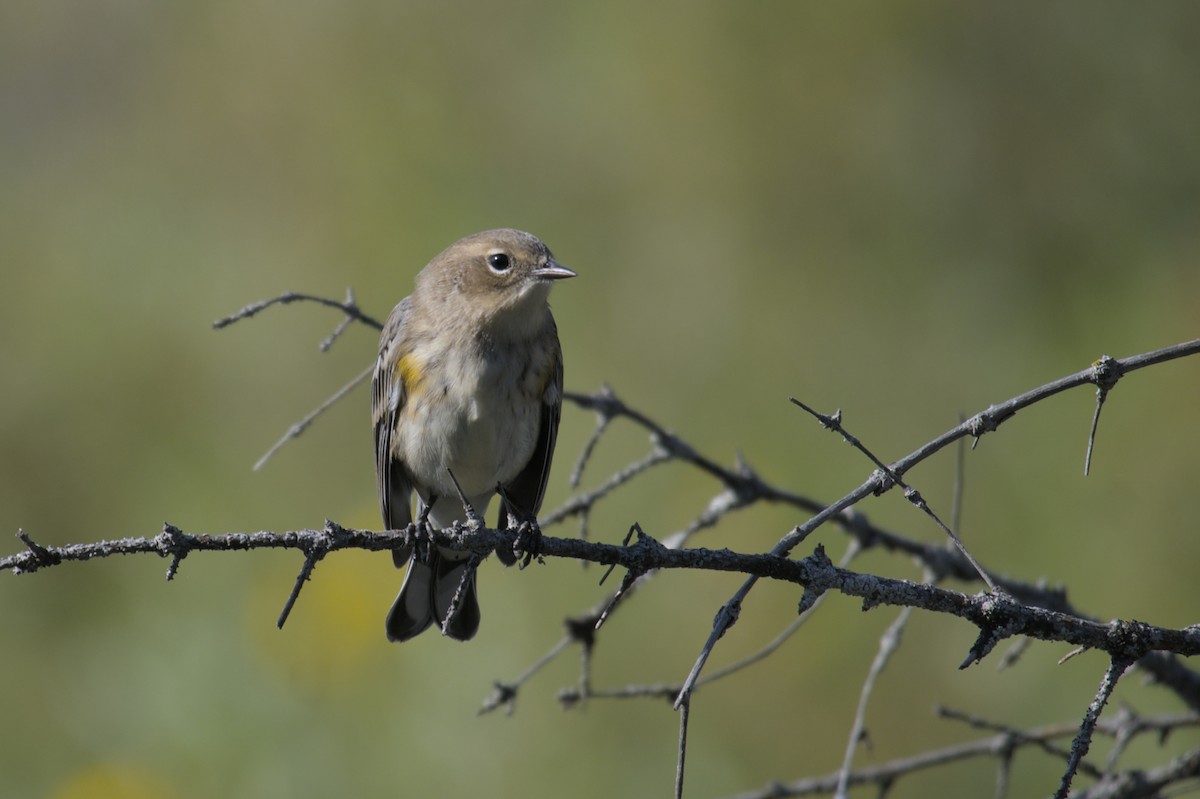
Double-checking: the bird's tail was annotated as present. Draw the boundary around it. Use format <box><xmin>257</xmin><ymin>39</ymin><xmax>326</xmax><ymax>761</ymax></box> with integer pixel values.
<box><xmin>385</xmin><ymin>549</ymin><xmax>480</xmax><ymax>642</ymax></box>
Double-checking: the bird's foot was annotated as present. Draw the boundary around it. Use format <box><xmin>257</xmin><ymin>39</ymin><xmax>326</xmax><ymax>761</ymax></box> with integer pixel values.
<box><xmin>512</xmin><ymin>518</ymin><xmax>544</xmax><ymax>570</ymax></box>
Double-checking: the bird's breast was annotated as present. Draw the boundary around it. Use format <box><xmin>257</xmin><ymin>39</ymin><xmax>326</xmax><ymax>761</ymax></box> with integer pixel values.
<box><xmin>393</xmin><ymin>344</ymin><xmax>544</xmax><ymax>504</ymax></box>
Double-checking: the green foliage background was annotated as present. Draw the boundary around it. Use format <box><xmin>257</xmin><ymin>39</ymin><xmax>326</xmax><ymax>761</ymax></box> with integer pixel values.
<box><xmin>2</xmin><ymin>3</ymin><xmax>1198</xmax><ymax>797</ymax></box>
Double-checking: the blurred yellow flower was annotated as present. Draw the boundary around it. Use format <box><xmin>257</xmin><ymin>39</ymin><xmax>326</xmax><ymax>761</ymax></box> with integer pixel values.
<box><xmin>53</xmin><ymin>764</ymin><xmax>179</xmax><ymax>799</ymax></box>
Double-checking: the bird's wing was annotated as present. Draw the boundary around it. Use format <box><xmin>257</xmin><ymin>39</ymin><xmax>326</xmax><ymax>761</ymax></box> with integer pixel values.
<box><xmin>499</xmin><ymin>331</ymin><xmax>563</xmax><ymax>526</ymax></box>
<box><xmin>372</xmin><ymin>297</ymin><xmax>414</xmax><ymax>536</ymax></box>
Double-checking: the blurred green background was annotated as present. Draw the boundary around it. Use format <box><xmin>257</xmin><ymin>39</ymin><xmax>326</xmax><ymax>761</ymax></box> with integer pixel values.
<box><xmin>2</xmin><ymin>2</ymin><xmax>1198</xmax><ymax>797</ymax></box>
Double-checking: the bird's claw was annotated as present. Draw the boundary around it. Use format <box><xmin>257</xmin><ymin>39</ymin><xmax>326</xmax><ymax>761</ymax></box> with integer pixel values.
<box><xmin>413</xmin><ymin>502</ymin><xmax>436</xmax><ymax>562</ymax></box>
<box><xmin>512</xmin><ymin>519</ymin><xmax>544</xmax><ymax>570</ymax></box>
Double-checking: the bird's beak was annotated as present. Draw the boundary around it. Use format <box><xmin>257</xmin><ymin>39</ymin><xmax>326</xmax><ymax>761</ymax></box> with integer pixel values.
<box><xmin>533</xmin><ymin>260</ymin><xmax>577</xmax><ymax>280</ymax></box>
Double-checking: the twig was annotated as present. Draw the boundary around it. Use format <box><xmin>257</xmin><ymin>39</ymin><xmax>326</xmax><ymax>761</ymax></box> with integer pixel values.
<box><xmin>556</xmin><ymin>542</ymin><xmax>863</xmax><ymax>711</ymax></box>
<box><xmin>674</xmin><ymin>488</ymin><xmax>874</xmax><ymax>711</ymax></box>
<box><xmin>213</xmin><ymin>289</ymin><xmax>384</xmax><ymax>332</ymax></box>
<box><xmin>722</xmin><ymin>722</ymin><xmax>1200</xmax><ymax>799</ymax></box>
<box><xmin>478</xmin><ymin>636</ymin><xmax>573</xmax><ymax>716</ymax></box>
<box><xmin>1055</xmin><ymin>657</ymin><xmax>1134</xmax><ymax>799</ymax></box>
<box><xmin>676</xmin><ymin>695</ymin><xmax>691</xmax><ymax>799</ymax></box>
<box><xmin>319</xmin><ymin>287</ymin><xmax>362</xmax><ymax>351</ymax></box>
<box><xmin>277</xmin><ymin>519</ymin><xmax>350</xmax><ymax>629</ymax></box>
<box><xmin>789</xmin><ymin>398</ymin><xmax>997</xmax><ymax>592</ymax></box>
<box><xmin>278</xmin><ymin>550</ymin><xmax>323</xmax><ymax>629</ymax></box>
<box><xmin>569</xmin><ymin>384</ymin><xmax>616</xmax><ymax>489</ymax></box>
<box><xmin>541</xmin><ymin>448</ymin><xmax>673</xmax><ymax>528</ymax></box>
<box><xmin>836</xmin><ymin>605</ymin><xmax>915</xmax><ymax>799</ymax></box>
<box><xmin>214</xmin><ymin>289</ymin><xmax>384</xmax><ymax>470</ymax></box>
<box><xmin>1073</xmin><ymin>746</ymin><xmax>1200</xmax><ymax>799</ymax></box>
<box><xmin>700</xmin><ymin>542</ymin><xmax>860</xmax><ymax>688</ymax></box>
<box><xmin>937</xmin><ymin>705</ymin><xmax>1100</xmax><ymax>779</ymax></box>
<box><xmin>253</xmin><ymin>363</ymin><xmax>374</xmax><ymax>471</ymax></box>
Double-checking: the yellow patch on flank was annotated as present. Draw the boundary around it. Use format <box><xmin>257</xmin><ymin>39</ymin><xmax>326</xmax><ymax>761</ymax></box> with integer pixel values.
<box><xmin>398</xmin><ymin>353</ymin><xmax>424</xmax><ymax>395</ymax></box>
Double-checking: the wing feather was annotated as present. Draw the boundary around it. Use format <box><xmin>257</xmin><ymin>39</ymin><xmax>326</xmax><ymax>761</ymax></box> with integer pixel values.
<box><xmin>498</xmin><ymin>335</ymin><xmax>563</xmax><ymax>529</ymax></box>
<box><xmin>372</xmin><ymin>298</ymin><xmax>414</xmax><ymax>535</ymax></box>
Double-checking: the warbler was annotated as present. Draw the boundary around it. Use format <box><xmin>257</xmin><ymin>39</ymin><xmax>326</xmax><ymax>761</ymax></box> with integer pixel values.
<box><xmin>372</xmin><ymin>229</ymin><xmax>575</xmax><ymax>642</ymax></box>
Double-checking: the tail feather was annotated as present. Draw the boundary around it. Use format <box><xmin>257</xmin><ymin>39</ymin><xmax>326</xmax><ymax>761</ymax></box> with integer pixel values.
<box><xmin>433</xmin><ymin>554</ymin><xmax>480</xmax><ymax>642</ymax></box>
<box><xmin>385</xmin><ymin>549</ymin><xmax>480</xmax><ymax>643</ymax></box>
<box><xmin>385</xmin><ymin>555</ymin><xmax>435</xmax><ymax>642</ymax></box>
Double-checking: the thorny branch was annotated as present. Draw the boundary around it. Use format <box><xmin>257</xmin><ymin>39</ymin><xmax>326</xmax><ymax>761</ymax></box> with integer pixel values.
<box><xmin>674</xmin><ymin>338</ymin><xmax>1200</xmax><ymax>710</ymax></box>
<box><xmin>7</xmin><ymin>291</ymin><xmax>1199</xmax><ymax>798</ymax></box>
<box><xmin>9</xmin><ymin>520</ymin><xmax>1197</xmax><ymax>667</ymax></box>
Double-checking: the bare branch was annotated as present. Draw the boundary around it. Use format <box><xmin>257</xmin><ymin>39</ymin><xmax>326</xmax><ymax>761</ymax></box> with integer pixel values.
<box><xmin>675</xmin><ymin>695</ymin><xmax>691</xmax><ymax>799</ymax></box>
<box><xmin>478</xmin><ymin>636</ymin><xmax>573</xmax><ymax>717</ymax></box>
<box><xmin>1055</xmin><ymin>658</ymin><xmax>1134</xmax><ymax>799</ymax></box>
<box><xmin>319</xmin><ymin>287</ymin><xmax>363</xmax><ymax>351</ymax></box>
<box><xmin>676</xmin><ymin>339</ymin><xmax>1200</xmax><ymax>708</ymax></box>
<box><xmin>212</xmin><ymin>289</ymin><xmax>384</xmax><ymax>333</ymax></box>
<box><xmin>6</xmin><ymin>525</ymin><xmax>1198</xmax><ymax>666</ymax></box>
<box><xmin>937</xmin><ymin>705</ymin><xmax>1101</xmax><ymax>779</ymax></box>
<box><xmin>722</xmin><ymin>718</ymin><xmax>1200</xmax><ymax>799</ymax></box>
<box><xmin>212</xmin><ymin>290</ymin><xmax>385</xmax><ymax>469</ymax></box>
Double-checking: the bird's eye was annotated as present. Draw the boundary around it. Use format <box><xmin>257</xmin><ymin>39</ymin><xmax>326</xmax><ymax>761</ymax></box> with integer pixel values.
<box><xmin>486</xmin><ymin>253</ymin><xmax>511</xmax><ymax>273</ymax></box>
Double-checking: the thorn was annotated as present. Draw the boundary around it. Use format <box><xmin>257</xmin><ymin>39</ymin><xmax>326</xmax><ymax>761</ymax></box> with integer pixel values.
<box><xmin>595</xmin><ymin>569</ymin><xmax>640</xmax><ymax>630</ymax></box>
<box><xmin>599</xmin><ymin>523</ymin><xmax>640</xmax><ymax>586</ymax></box>
<box><xmin>277</xmin><ymin>541</ymin><xmax>328</xmax><ymax>630</ymax></box>
<box><xmin>323</xmin><ymin>518</ymin><xmax>350</xmax><ymax>544</ymax></box>
<box><xmin>160</xmin><ymin>522</ymin><xmax>188</xmax><ymax>581</ymax></box>
<box><xmin>789</xmin><ymin>396</ymin><xmax>843</xmax><ymax>431</ymax></box>
<box><xmin>1084</xmin><ymin>355</ymin><xmax>1123</xmax><ymax>477</ymax></box>
<box><xmin>17</xmin><ymin>528</ymin><xmax>60</xmax><ymax>571</ymax></box>
<box><xmin>1058</xmin><ymin>646</ymin><xmax>1088</xmax><ymax>665</ymax></box>
<box><xmin>445</xmin><ymin>469</ymin><xmax>484</xmax><ymax>527</ymax></box>
<box><xmin>1084</xmin><ymin>389</ymin><xmax>1106</xmax><ymax>477</ymax></box>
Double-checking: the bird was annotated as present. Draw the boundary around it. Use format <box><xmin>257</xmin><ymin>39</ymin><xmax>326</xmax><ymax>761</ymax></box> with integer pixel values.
<box><xmin>371</xmin><ymin>229</ymin><xmax>574</xmax><ymax>642</ymax></box>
